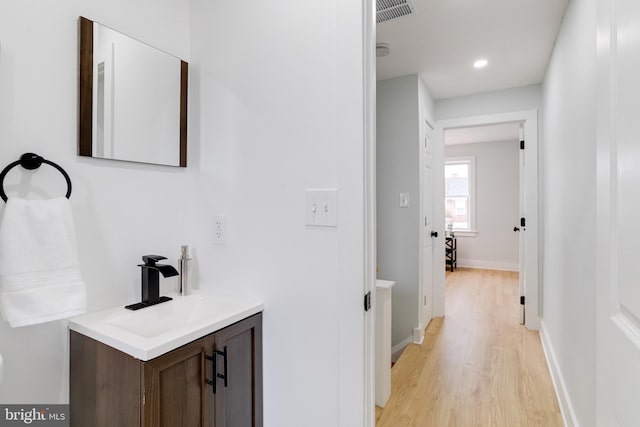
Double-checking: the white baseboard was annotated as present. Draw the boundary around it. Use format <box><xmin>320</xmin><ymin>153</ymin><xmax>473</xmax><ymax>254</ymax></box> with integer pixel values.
<box><xmin>391</xmin><ymin>336</ymin><xmax>413</xmax><ymax>363</ymax></box>
<box><xmin>539</xmin><ymin>320</ymin><xmax>579</xmax><ymax>427</ymax></box>
<box><xmin>456</xmin><ymin>258</ymin><xmax>519</xmax><ymax>272</ymax></box>
<box><xmin>413</xmin><ymin>326</ymin><xmax>425</xmax><ymax>345</ymax></box>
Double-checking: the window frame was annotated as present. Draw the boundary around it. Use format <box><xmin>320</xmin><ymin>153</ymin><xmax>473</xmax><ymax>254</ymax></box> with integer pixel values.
<box><xmin>444</xmin><ymin>156</ymin><xmax>477</xmax><ymax>234</ymax></box>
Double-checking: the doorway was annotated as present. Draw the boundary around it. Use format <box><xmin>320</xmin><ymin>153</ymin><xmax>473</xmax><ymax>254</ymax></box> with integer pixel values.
<box><xmin>434</xmin><ymin>110</ymin><xmax>539</xmax><ymax>330</ymax></box>
<box><xmin>443</xmin><ymin>123</ymin><xmax>523</xmax><ymax>320</ymax></box>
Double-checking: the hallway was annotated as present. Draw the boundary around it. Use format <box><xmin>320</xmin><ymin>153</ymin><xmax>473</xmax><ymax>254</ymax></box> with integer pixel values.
<box><xmin>375</xmin><ymin>268</ymin><xmax>562</xmax><ymax>426</ymax></box>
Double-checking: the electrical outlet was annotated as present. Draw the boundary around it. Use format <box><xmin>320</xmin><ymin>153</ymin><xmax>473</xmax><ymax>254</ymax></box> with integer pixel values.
<box><xmin>214</xmin><ymin>216</ymin><xmax>227</xmax><ymax>245</ymax></box>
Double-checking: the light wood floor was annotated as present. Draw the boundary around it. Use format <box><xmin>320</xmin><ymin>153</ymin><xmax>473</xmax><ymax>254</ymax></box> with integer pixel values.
<box><xmin>375</xmin><ymin>268</ymin><xmax>563</xmax><ymax>427</ymax></box>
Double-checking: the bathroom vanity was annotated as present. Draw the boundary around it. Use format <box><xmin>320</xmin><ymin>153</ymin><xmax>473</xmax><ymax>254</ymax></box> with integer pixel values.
<box><xmin>69</xmin><ymin>292</ymin><xmax>263</xmax><ymax>427</ymax></box>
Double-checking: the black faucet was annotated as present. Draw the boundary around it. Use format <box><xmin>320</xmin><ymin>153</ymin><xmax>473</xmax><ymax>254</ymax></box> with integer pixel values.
<box><xmin>125</xmin><ymin>255</ymin><xmax>179</xmax><ymax>311</ymax></box>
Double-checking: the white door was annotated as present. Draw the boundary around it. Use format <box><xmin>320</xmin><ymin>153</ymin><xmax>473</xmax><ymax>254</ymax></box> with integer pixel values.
<box><xmin>597</xmin><ymin>1</ymin><xmax>640</xmax><ymax>425</ymax></box>
<box><xmin>518</xmin><ymin>125</ymin><xmax>526</xmax><ymax>325</ymax></box>
<box><xmin>420</xmin><ymin>118</ymin><xmax>434</xmax><ymax>330</ymax></box>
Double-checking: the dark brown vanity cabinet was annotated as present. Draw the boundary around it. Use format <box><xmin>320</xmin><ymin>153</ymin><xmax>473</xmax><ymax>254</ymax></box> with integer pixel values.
<box><xmin>70</xmin><ymin>313</ymin><xmax>262</xmax><ymax>427</ymax></box>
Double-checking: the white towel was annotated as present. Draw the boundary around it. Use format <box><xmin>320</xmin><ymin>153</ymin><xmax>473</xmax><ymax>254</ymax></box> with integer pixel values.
<box><xmin>0</xmin><ymin>197</ymin><xmax>86</xmax><ymax>327</ymax></box>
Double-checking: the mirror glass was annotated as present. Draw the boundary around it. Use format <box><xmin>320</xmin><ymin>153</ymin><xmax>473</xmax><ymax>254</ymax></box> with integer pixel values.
<box><xmin>79</xmin><ymin>17</ymin><xmax>188</xmax><ymax>167</ymax></box>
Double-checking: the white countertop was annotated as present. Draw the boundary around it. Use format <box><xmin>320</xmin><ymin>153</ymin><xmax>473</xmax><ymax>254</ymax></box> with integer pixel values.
<box><xmin>69</xmin><ymin>290</ymin><xmax>263</xmax><ymax>361</ymax></box>
<box><xmin>376</xmin><ymin>279</ymin><xmax>396</xmax><ymax>290</ymax></box>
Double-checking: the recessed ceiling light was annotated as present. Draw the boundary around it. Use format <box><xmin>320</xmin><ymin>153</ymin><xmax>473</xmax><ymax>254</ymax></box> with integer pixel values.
<box><xmin>376</xmin><ymin>43</ymin><xmax>391</xmax><ymax>58</ymax></box>
<box><xmin>474</xmin><ymin>59</ymin><xmax>488</xmax><ymax>69</ymax></box>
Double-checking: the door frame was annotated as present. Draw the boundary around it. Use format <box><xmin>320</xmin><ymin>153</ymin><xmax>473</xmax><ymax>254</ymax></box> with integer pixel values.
<box><xmin>434</xmin><ymin>110</ymin><xmax>540</xmax><ymax>330</ymax></box>
<box><xmin>518</xmin><ymin>124</ymin><xmax>526</xmax><ymax>325</ymax></box>
<box><xmin>363</xmin><ymin>0</ymin><xmax>376</xmax><ymax>425</ymax></box>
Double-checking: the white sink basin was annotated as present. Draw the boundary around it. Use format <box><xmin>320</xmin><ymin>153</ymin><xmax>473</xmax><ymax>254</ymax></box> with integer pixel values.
<box><xmin>69</xmin><ymin>291</ymin><xmax>263</xmax><ymax>360</ymax></box>
<box><xmin>106</xmin><ymin>294</ymin><xmax>249</xmax><ymax>338</ymax></box>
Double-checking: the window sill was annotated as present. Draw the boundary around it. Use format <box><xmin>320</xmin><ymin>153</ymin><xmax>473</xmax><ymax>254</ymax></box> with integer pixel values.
<box><xmin>450</xmin><ymin>230</ymin><xmax>478</xmax><ymax>237</ymax></box>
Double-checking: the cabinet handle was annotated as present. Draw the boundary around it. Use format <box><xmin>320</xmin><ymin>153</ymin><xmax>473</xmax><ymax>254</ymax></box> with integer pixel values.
<box><xmin>216</xmin><ymin>346</ymin><xmax>229</xmax><ymax>388</ymax></box>
<box><xmin>205</xmin><ymin>354</ymin><xmax>216</xmax><ymax>394</ymax></box>
<box><xmin>205</xmin><ymin>346</ymin><xmax>229</xmax><ymax>394</ymax></box>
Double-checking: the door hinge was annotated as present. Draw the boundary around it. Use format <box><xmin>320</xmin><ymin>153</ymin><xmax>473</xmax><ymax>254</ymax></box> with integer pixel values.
<box><xmin>520</xmin><ymin>296</ymin><xmax>525</xmax><ymax>305</ymax></box>
<box><xmin>364</xmin><ymin>291</ymin><xmax>372</xmax><ymax>312</ymax></box>
<box><xmin>520</xmin><ymin>217</ymin><xmax>526</xmax><ymax>227</ymax></box>
<box><xmin>520</xmin><ymin>140</ymin><xmax>525</xmax><ymax>150</ymax></box>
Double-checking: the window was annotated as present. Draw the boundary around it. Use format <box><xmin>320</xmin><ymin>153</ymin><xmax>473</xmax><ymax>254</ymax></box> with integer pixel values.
<box><xmin>445</xmin><ymin>157</ymin><xmax>476</xmax><ymax>231</ymax></box>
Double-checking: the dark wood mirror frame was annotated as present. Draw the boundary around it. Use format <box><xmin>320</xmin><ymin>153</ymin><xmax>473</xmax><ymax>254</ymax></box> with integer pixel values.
<box><xmin>78</xmin><ymin>17</ymin><xmax>188</xmax><ymax>167</ymax></box>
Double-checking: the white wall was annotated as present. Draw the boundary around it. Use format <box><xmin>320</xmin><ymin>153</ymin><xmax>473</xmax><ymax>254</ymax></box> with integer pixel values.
<box><xmin>445</xmin><ymin>141</ymin><xmax>519</xmax><ymax>271</ymax></box>
<box><xmin>377</xmin><ymin>75</ymin><xmax>418</xmax><ymax>349</ymax></box>
<box><xmin>435</xmin><ymin>84</ymin><xmax>542</xmax><ymax>120</ymax></box>
<box><xmin>0</xmin><ymin>1</ymin><xmax>367</xmax><ymax>425</ymax></box>
<box><xmin>541</xmin><ymin>0</ymin><xmax>597</xmax><ymax>424</ymax></box>
<box><xmin>377</xmin><ymin>75</ymin><xmax>434</xmax><ymax>348</ymax></box>
<box><xmin>419</xmin><ymin>77</ymin><xmax>435</xmax><ymax>121</ymax></box>
<box><xmin>189</xmin><ymin>1</ymin><xmax>366</xmax><ymax>426</ymax></box>
<box><xmin>0</xmin><ymin>0</ymin><xmax>192</xmax><ymax>404</ymax></box>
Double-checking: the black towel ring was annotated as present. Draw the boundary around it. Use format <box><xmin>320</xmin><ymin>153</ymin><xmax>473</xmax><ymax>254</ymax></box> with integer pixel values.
<box><xmin>0</xmin><ymin>153</ymin><xmax>72</xmax><ymax>202</ymax></box>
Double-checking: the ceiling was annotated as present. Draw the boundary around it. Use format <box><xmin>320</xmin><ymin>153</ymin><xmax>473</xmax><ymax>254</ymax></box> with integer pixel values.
<box><xmin>376</xmin><ymin>0</ymin><xmax>569</xmax><ymax>99</ymax></box>
<box><xmin>444</xmin><ymin>122</ymin><xmax>520</xmax><ymax>145</ymax></box>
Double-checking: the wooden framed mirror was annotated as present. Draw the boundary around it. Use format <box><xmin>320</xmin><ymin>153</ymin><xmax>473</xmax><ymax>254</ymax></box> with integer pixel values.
<box><xmin>78</xmin><ymin>17</ymin><xmax>188</xmax><ymax>167</ymax></box>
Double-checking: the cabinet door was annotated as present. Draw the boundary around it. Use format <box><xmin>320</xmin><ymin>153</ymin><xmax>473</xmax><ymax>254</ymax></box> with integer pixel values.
<box><xmin>142</xmin><ymin>334</ymin><xmax>215</xmax><ymax>427</ymax></box>
<box><xmin>213</xmin><ymin>313</ymin><xmax>263</xmax><ymax>427</ymax></box>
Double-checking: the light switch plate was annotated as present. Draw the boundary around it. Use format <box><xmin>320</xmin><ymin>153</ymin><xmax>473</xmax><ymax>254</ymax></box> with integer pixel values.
<box><xmin>214</xmin><ymin>215</ymin><xmax>227</xmax><ymax>245</ymax></box>
<box><xmin>305</xmin><ymin>189</ymin><xmax>338</xmax><ymax>227</ymax></box>
<box><xmin>400</xmin><ymin>192</ymin><xmax>410</xmax><ymax>208</ymax></box>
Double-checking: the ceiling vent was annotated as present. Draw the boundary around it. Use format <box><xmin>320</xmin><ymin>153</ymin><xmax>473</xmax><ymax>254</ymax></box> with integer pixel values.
<box><xmin>376</xmin><ymin>0</ymin><xmax>415</xmax><ymax>24</ymax></box>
